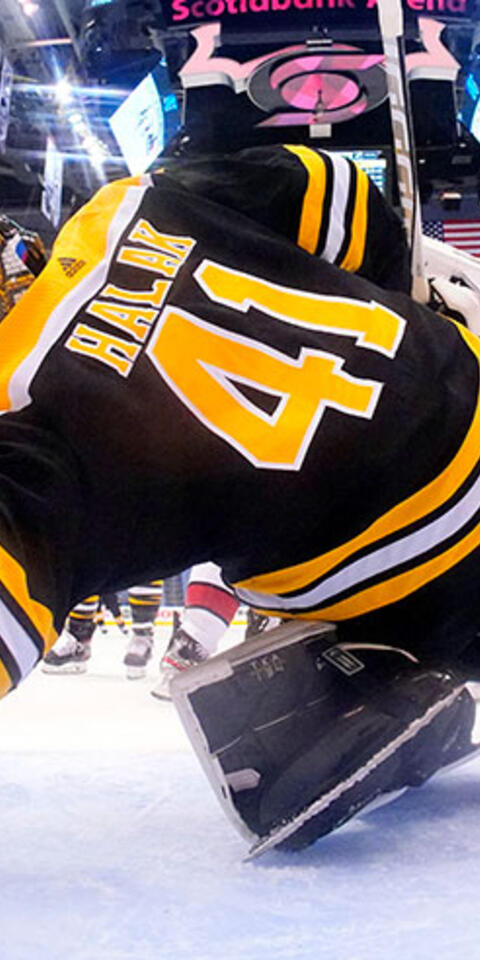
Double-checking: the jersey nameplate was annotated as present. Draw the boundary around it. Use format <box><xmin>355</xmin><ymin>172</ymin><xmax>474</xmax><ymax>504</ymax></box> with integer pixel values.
<box><xmin>65</xmin><ymin>218</ymin><xmax>195</xmax><ymax>377</ymax></box>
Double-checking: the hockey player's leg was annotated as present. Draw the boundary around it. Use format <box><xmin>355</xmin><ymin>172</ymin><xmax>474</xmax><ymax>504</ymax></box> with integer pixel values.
<box><xmin>151</xmin><ymin>563</ymin><xmax>238</xmax><ymax>700</ymax></box>
<box><xmin>245</xmin><ymin>608</ymin><xmax>282</xmax><ymax>640</ymax></box>
<box><xmin>123</xmin><ymin>582</ymin><xmax>162</xmax><ymax>679</ymax></box>
<box><xmin>152</xmin><ymin>603</ymin><xmax>282</xmax><ymax>701</ymax></box>
<box><xmin>98</xmin><ymin>592</ymin><xmax>128</xmax><ymax>636</ymax></box>
<box><xmin>42</xmin><ymin>596</ymin><xmax>99</xmax><ymax>674</ymax></box>
<box><xmin>170</xmin><ymin>621</ymin><xmax>479</xmax><ymax>857</ymax></box>
<box><xmin>151</xmin><ymin>610</ymin><xmax>210</xmax><ymax>701</ymax></box>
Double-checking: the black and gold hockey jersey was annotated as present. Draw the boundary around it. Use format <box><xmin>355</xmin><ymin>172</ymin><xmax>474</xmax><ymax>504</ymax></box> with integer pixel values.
<box><xmin>0</xmin><ymin>147</ymin><xmax>479</xmax><ymax>696</ymax></box>
<box><xmin>159</xmin><ymin>145</ymin><xmax>410</xmax><ymax>293</ymax></box>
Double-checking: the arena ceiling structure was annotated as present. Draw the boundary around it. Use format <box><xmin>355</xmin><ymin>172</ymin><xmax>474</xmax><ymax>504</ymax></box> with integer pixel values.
<box><xmin>0</xmin><ymin>0</ymin><xmax>166</xmax><ymax>235</ymax></box>
<box><xmin>2</xmin><ymin>0</ymin><xmax>480</xmax><ymax>243</ymax></box>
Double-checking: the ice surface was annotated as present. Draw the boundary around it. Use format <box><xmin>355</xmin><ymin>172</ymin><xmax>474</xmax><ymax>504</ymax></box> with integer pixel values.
<box><xmin>1</xmin><ymin>622</ymin><xmax>479</xmax><ymax>960</ymax></box>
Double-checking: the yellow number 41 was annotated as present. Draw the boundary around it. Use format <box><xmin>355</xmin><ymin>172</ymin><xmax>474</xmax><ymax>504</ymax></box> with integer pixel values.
<box><xmin>146</xmin><ymin>260</ymin><xmax>406</xmax><ymax>471</ymax></box>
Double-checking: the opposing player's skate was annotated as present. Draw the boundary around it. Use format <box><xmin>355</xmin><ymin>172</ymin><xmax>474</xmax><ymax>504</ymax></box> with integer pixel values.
<box><xmin>245</xmin><ymin>609</ymin><xmax>282</xmax><ymax>640</ymax></box>
<box><xmin>151</xmin><ymin>614</ymin><xmax>209</xmax><ymax>701</ymax></box>
<box><xmin>42</xmin><ymin>630</ymin><xmax>92</xmax><ymax>674</ymax></box>
<box><xmin>170</xmin><ymin>621</ymin><xmax>480</xmax><ymax>857</ymax></box>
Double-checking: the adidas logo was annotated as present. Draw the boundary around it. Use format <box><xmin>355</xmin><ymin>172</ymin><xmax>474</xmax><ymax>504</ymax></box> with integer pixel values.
<box><xmin>58</xmin><ymin>257</ymin><xmax>86</xmax><ymax>277</ymax></box>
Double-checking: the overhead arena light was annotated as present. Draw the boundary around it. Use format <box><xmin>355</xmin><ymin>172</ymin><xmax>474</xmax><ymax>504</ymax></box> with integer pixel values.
<box><xmin>16</xmin><ymin>0</ymin><xmax>39</xmax><ymax>16</ymax></box>
<box><xmin>54</xmin><ymin>77</ymin><xmax>73</xmax><ymax>105</ymax></box>
<box><xmin>440</xmin><ymin>189</ymin><xmax>462</xmax><ymax>211</ymax></box>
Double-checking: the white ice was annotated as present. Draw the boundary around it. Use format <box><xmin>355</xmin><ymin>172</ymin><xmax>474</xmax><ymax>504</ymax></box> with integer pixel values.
<box><xmin>1</xmin><ymin>617</ymin><xmax>479</xmax><ymax>960</ymax></box>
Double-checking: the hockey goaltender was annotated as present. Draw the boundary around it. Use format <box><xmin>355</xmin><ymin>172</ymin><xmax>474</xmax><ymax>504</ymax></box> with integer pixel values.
<box><xmin>1</xmin><ymin>143</ymin><xmax>480</xmax><ymax>855</ymax></box>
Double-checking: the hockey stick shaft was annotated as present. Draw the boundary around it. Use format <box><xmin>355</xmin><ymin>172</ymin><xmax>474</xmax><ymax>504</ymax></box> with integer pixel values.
<box><xmin>376</xmin><ymin>0</ymin><xmax>427</xmax><ymax>300</ymax></box>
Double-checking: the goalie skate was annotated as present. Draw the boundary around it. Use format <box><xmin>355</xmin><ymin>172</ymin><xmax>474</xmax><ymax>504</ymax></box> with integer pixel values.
<box><xmin>170</xmin><ymin>621</ymin><xmax>479</xmax><ymax>857</ymax></box>
<box><xmin>247</xmin><ymin>677</ymin><xmax>477</xmax><ymax>859</ymax></box>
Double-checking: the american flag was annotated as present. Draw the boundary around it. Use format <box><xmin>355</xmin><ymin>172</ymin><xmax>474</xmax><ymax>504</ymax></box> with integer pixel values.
<box><xmin>423</xmin><ymin>220</ymin><xmax>480</xmax><ymax>258</ymax></box>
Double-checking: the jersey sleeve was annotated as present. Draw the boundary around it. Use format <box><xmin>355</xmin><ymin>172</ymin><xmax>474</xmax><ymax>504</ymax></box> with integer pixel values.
<box><xmin>278</xmin><ymin>145</ymin><xmax>410</xmax><ymax>293</ymax></box>
<box><xmin>257</xmin><ymin>145</ymin><xmax>410</xmax><ymax>293</ymax></box>
<box><xmin>158</xmin><ymin>144</ymin><xmax>410</xmax><ymax>293</ymax></box>
<box><xmin>0</xmin><ymin>416</ymin><xmax>84</xmax><ymax>694</ymax></box>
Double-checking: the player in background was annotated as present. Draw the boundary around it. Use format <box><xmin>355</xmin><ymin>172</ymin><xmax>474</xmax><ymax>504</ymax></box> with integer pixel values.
<box><xmin>42</xmin><ymin>582</ymin><xmax>163</xmax><ymax>678</ymax></box>
<box><xmin>95</xmin><ymin>591</ymin><xmax>128</xmax><ymax>634</ymax></box>
<box><xmin>152</xmin><ymin>561</ymin><xmax>281</xmax><ymax>700</ymax></box>
<box><xmin>123</xmin><ymin>580</ymin><xmax>163</xmax><ymax>678</ymax></box>
<box><xmin>42</xmin><ymin>592</ymin><xmax>127</xmax><ymax>674</ymax></box>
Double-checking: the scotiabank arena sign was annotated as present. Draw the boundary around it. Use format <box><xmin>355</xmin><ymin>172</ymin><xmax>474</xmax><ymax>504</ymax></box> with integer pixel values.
<box><xmin>165</xmin><ymin>0</ymin><xmax>473</xmax><ymax>29</ymax></box>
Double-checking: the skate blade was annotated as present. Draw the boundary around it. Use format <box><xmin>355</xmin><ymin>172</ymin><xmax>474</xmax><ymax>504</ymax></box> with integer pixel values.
<box><xmin>125</xmin><ymin>665</ymin><xmax>147</xmax><ymax>680</ymax></box>
<box><xmin>246</xmin><ymin>786</ymin><xmax>410</xmax><ymax>861</ymax></box>
<box><xmin>150</xmin><ymin>687</ymin><xmax>172</xmax><ymax>702</ymax></box>
<box><xmin>150</xmin><ymin>674</ymin><xmax>173</xmax><ymax>700</ymax></box>
<box><xmin>41</xmin><ymin>662</ymin><xmax>88</xmax><ymax>675</ymax></box>
<box><xmin>246</xmin><ymin>684</ymin><xmax>464</xmax><ymax>860</ymax></box>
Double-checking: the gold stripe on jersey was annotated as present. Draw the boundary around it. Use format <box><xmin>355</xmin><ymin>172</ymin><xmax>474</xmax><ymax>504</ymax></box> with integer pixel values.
<box><xmin>0</xmin><ymin>543</ymin><xmax>57</xmax><ymax>655</ymax></box>
<box><xmin>284</xmin><ymin>146</ymin><xmax>369</xmax><ymax>274</ymax></box>
<box><xmin>322</xmin><ymin>514</ymin><xmax>480</xmax><ymax>619</ymax></box>
<box><xmin>339</xmin><ymin>166</ymin><xmax>369</xmax><ymax>274</ymax></box>
<box><xmin>0</xmin><ymin>661</ymin><xmax>12</xmax><ymax>697</ymax></box>
<box><xmin>0</xmin><ymin>175</ymin><xmax>144</xmax><ymax>413</ymax></box>
<box><xmin>234</xmin><ymin>321</ymin><xmax>480</xmax><ymax>601</ymax></box>
<box><xmin>255</xmin><ymin>515</ymin><xmax>480</xmax><ymax>623</ymax></box>
<box><xmin>284</xmin><ymin>145</ymin><xmax>327</xmax><ymax>255</ymax></box>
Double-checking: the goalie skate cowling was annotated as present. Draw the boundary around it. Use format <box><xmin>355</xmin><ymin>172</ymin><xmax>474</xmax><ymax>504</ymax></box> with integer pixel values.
<box><xmin>171</xmin><ymin>622</ymin><xmax>478</xmax><ymax>857</ymax></box>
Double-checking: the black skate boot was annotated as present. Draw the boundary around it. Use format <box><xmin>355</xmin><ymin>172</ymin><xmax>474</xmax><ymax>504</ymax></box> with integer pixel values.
<box><xmin>245</xmin><ymin>608</ymin><xmax>282</xmax><ymax>640</ymax></box>
<box><xmin>151</xmin><ymin>613</ymin><xmax>208</xmax><ymax>701</ymax></box>
<box><xmin>42</xmin><ymin>630</ymin><xmax>92</xmax><ymax>674</ymax></box>
<box><xmin>123</xmin><ymin>624</ymin><xmax>154</xmax><ymax>679</ymax></box>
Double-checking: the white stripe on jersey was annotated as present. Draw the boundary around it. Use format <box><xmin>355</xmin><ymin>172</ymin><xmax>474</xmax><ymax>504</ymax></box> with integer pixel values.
<box><xmin>8</xmin><ymin>178</ymin><xmax>152</xmax><ymax>413</ymax></box>
<box><xmin>236</xmin><ymin>466</ymin><xmax>480</xmax><ymax>613</ymax></box>
<box><xmin>322</xmin><ymin>154</ymin><xmax>351</xmax><ymax>265</ymax></box>
<box><xmin>0</xmin><ymin>596</ymin><xmax>39</xmax><ymax>678</ymax></box>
